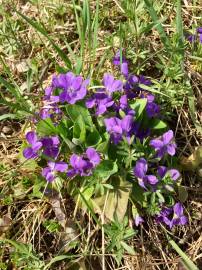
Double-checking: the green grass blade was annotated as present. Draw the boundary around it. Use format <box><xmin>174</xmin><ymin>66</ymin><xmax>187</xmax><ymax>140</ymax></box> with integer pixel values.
<box><xmin>0</xmin><ymin>75</ymin><xmax>32</xmax><ymax>112</ymax></box>
<box><xmin>72</xmin><ymin>0</ymin><xmax>84</xmax><ymax>58</ymax></box>
<box><xmin>143</xmin><ymin>0</ymin><xmax>171</xmax><ymax>50</ymax></box>
<box><xmin>82</xmin><ymin>0</ymin><xmax>91</xmax><ymax>38</ymax></box>
<box><xmin>77</xmin><ymin>189</ymin><xmax>101</xmax><ymax>227</ymax></box>
<box><xmin>0</xmin><ymin>98</ymin><xmax>32</xmax><ymax>115</ymax></box>
<box><xmin>188</xmin><ymin>55</ymin><xmax>202</xmax><ymax>62</ymax></box>
<box><xmin>188</xmin><ymin>95</ymin><xmax>202</xmax><ymax>135</ymax></box>
<box><xmin>176</xmin><ymin>0</ymin><xmax>185</xmax><ymax>64</ymax></box>
<box><xmin>0</xmin><ymin>76</ymin><xmax>20</xmax><ymax>99</ymax></box>
<box><xmin>168</xmin><ymin>237</ymin><xmax>199</xmax><ymax>270</ymax></box>
<box><xmin>90</xmin><ymin>0</ymin><xmax>99</xmax><ymax>76</ymax></box>
<box><xmin>0</xmin><ymin>113</ymin><xmax>18</xmax><ymax>121</ymax></box>
<box><xmin>16</xmin><ymin>10</ymin><xmax>72</xmax><ymax>70</ymax></box>
<box><xmin>176</xmin><ymin>0</ymin><xmax>183</xmax><ymax>43</ymax></box>
<box><xmin>185</xmin><ymin>79</ymin><xmax>202</xmax><ymax>135</ymax></box>
<box><xmin>44</xmin><ymin>255</ymin><xmax>70</xmax><ymax>270</ymax></box>
<box><xmin>0</xmin><ymin>76</ymin><xmax>32</xmax><ymax>114</ymax></box>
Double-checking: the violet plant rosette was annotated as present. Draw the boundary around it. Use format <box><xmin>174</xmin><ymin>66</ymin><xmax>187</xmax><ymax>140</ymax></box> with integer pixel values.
<box><xmin>22</xmin><ymin>50</ymin><xmax>188</xmax><ymax>229</ymax></box>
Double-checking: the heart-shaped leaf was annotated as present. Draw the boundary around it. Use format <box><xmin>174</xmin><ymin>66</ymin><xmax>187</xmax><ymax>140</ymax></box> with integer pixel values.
<box><xmin>92</xmin><ymin>176</ymin><xmax>131</xmax><ymax>222</ymax></box>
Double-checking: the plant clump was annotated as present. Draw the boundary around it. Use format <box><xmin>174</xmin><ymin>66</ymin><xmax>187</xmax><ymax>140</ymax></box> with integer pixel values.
<box><xmin>23</xmin><ymin>51</ymin><xmax>188</xmax><ymax>229</ymax></box>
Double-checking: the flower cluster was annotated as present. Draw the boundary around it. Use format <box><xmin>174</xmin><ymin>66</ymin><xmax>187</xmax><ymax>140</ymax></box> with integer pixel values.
<box><xmin>23</xmin><ymin>132</ymin><xmax>100</xmax><ymax>181</ymax></box>
<box><xmin>23</xmin><ymin>50</ymin><xmax>187</xmax><ymax>230</ymax></box>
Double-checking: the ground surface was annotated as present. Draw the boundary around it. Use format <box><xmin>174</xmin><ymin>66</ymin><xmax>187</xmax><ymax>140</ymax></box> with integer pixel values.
<box><xmin>0</xmin><ymin>1</ymin><xmax>202</xmax><ymax>269</ymax></box>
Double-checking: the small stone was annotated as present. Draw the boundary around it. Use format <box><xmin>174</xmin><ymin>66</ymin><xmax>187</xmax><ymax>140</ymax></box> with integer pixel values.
<box><xmin>2</xmin><ymin>126</ymin><xmax>12</xmax><ymax>135</ymax></box>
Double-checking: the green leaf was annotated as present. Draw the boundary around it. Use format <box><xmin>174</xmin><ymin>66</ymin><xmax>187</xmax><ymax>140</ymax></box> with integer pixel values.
<box><xmin>130</xmin><ymin>98</ymin><xmax>147</xmax><ymax>119</ymax></box>
<box><xmin>149</xmin><ymin>119</ymin><xmax>167</xmax><ymax>129</ymax></box>
<box><xmin>120</xmin><ymin>241</ymin><xmax>136</xmax><ymax>255</ymax></box>
<box><xmin>36</xmin><ymin>118</ymin><xmax>57</xmax><ymax>136</ymax></box>
<box><xmin>0</xmin><ymin>113</ymin><xmax>18</xmax><ymax>121</ymax></box>
<box><xmin>96</xmin><ymin>139</ymin><xmax>109</xmax><ymax>154</ymax></box>
<box><xmin>131</xmin><ymin>183</ymin><xmax>147</xmax><ymax>207</ymax></box>
<box><xmin>156</xmin><ymin>190</ymin><xmax>165</xmax><ymax>203</ymax></box>
<box><xmin>178</xmin><ymin>186</ymin><xmax>188</xmax><ymax>203</ymax></box>
<box><xmin>92</xmin><ymin>176</ymin><xmax>131</xmax><ymax>222</ymax></box>
<box><xmin>66</xmin><ymin>104</ymin><xmax>94</xmax><ymax>129</ymax></box>
<box><xmin>44</xmin><ymin>255</ymin><xmax>71</xmax><ymax>270</ymax></box>
<box><xmin>56</xmin><ymin>119</ymin><xmax>70</xmax><ymax>137</ymax></box>
<box><xmin>30</xmin><ymin>180</ymin><xmax>44</xmax><ymax>199</ymax></box>
<box><xmin>56</xmin><ymin>120</ymin><xmax>75</xmax><ymax>150</ymax></box>
<box><xmin>103</xmin><ymin>184</ymin><xmax>114</xmax><ymax>190</ymax></box>
<box><xmin>73</xmin><ymin>115</ymin><xmax>86</xmax><ymax>143</ymax></box>
<box><xmin>74</xmin><ymin>57</ymin><xmax>83</xmax><ymax>75</ymax></box>
<box><xmin>78</xmin><ymin>186</ymin><xmax>95</xmax><ymax>211</ymax></box>
<box><xmin>94</xmin><ymin>160</ymin><xmax>118</xmax><ymax>180</ymax></box>
<box><xmin>77</xmin><ymin>189</ymin><xmax>101</xmax><ymax>226</ymax></box>
<box><xmin>86</xmin><ymin>129</ymin><xmax>102</xmax><ymax>147</ymax></box>
<box><xmin>123</xmin><ymin>228</ymin><xmax>137</xmax><ymax>240</ymax></box>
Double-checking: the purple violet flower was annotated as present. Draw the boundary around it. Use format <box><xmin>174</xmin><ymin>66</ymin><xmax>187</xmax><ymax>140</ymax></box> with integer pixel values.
<box><xmin>197</xmin><ymin>27</ymin><xmax>202</xmax><ymax>43</ymax></box>
<box><xmin>197</xmin><ymin>27</ymin><xmax>202</xmax><ymax>33</ymax></box>
<box><xmin>119</xmin><ymin>95</ymin><xmax>128</xmax><ymax>110</ymax></box>
<box><xmin>50</xmin><ymin>72</ymin><xmax>89</xmax><ymax>104</ymax></box>
<box><xmin>124</xmin><ymin>75</ymin><xmax>152</xmax><ymax>99</ymax></box>
<box><xmin>42</xmin><ymin>161</ymin><xmax>68</xmax><ymax>182</ymax></box>
<box><xmin>139</xmin><ymin>75</ymin><xmax>152</xmax><ymax>86</ymax></box>
<box><xmin>134</xmin><ymin>214</ymin><xmax>144</xmax><ymax>226</ymax></box>
<box><xmin>124</xmin><ymin>75</ymin><xmax>139</xmax><ymax>99</ymax></box>
<box><xmin>150</xmin><ymin>130</ymin><xmax>177</xmax><ymax>158</ymax></box>
<box><xmin>86</xmin><ymin>147</ymin><xmax>100</xmax><ymax>166</ymax></box>
<box><xmin>104</xmin><ymin>115</ymin><xmax>133</xmax><ymax>144</ymax></box>
<box><xmin>60</xmin><ymin>76</ymin><xmax>89</xmax><ymax>104</ymax></box>
<box><xmin>187</xmin><ymin>34</ymin><xmax>196</xmax><ymax>42</ymax></box>
<box><xmin>113</xmin><ymin>51</ymin><xmax>129</xmax><ymax>77</ymax></box>
<box><xmin>86</xmin><ymin>93</ymin><xmax>114</xmax><ymax>115</ymax></box>
<box><xmin>115</xmin><ymin>95</ymin><xmax>135</xmax><ymax>116</ymax></box>
<box><xmin>39</xmin><ymin>84</ymin><xmax>62</xmax><ymax>121</ymax></box>
<box><xmin>44</xmin><ymin>86</ymin><xmax>53</xmax><ymax>100</ymax></box>
<box><xmin>104</xmin><ymin>117</ymin><xmax>122</xmax><ymax>144</ymax></box>
<box><xmin>133</xmin><ymin>158</ymin><xmax>158</xmax><ymax>189</ymax></box>
<box><xmin>52</xmin><ymin>72</ymin><xmax>74</xmax><ymax>89</ymax></box>
<box><xmin>171</xmin><ymin>202</ymin><xmax>188</xmax><ymax>227</ymax></box>
<box><xmin>156</xmin><ymin>207</ymin><xmax>173</xmax><ymax>227</ymax></box>
<box><xmin>132</xmin><ymin>122</ymin><xmax>150</xmax><ymax>141</ymax></box>
<box><xmin>146</xmin><ymin>102</ymin><xmax>160</xmax><ymax>118</ymax></box>
<box><xmin>41</xmin><ymin>136</ymin><xmax>60</xmax><ymax>159</ymax></box>
<box><xmin>187</xmin><ymin>27</ymin><xmax>202</xmax><ymax>44</ymax></box>
<box><xmin>23</xmin><ymin>131</ymin><xmax>42</xmax><ymax>159</ymax></box>
<box><xmin>158</xmin><ymin>166</ymin><xmax>180</xmax><ymax>181</ymax></box>
<box><xmin>67</xmin><ymin>147</ymin><xmax>100</xmax><ymax>177</ymax></box>
<box><xmin>156</xmin><ymin>203</ymin><xmax>187</xmax><ymax>229</ymax></box>
<box><xmin>113</xmin><ymin>50</ymin><xmax>127</xmax><ymax>65</ymax></box>
<box><xmin>103</xmin><ymin>73</ymin><xmax>123</xmax><ymax>94</ymax></box>
<box><xmin>39</xmin><ymin>103</ymin><xmax>62</xmax><ymax>120</ymax></box>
